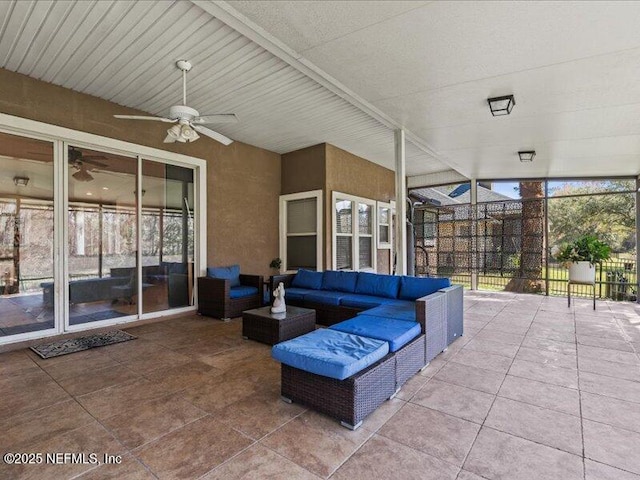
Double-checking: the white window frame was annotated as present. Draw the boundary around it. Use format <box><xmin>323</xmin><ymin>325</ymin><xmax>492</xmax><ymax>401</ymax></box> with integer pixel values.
<box><xmin>279</xmin><ymin>190</ymin><xmax>323</xmax><ymax>273</ymax></box>
<box><xmin>0</xmin><ymin>112</ymin><xmax>207</xmax><ymax>346</ymax></box>
<box><xmin>377</xmin><ymin>201</ymin><xmax>393</xmax><ymax>249</ymax></box>
<box><xmin>332</xmin><ymin>191</ymin><xmax>377</xmax><ymax>272</ymax></box>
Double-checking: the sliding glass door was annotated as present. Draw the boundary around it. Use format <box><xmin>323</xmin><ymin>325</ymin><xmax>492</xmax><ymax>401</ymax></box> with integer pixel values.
<box><xmin>0</xmin><ymin>132</ymin><xmax>55</xmax><ymax>338</ymax></box>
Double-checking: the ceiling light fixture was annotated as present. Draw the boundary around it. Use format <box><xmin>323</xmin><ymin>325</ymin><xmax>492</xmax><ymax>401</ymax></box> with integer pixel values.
<box><xmin>72</xmin><ymin>168</ymin><xmax>94</xmax><ymax>182</ymax></box>
<box><xmin>518</xmin><ymin>150</ymin><xmax>536</xmax><ymax>162</ymax></box>
<box><xmin>165</xmin><ymin>122</ymin><xmax>200</xmax><ymax>143</ymax></box>
<box><xmin>487</xmin><ymin>95</ymin><xmax>515</xmax><ymax>116</ymax></box>
<box><xmin>13</xmin><ymin>176</ymin><xmax>29</xmax><ymax>186</ymax></box>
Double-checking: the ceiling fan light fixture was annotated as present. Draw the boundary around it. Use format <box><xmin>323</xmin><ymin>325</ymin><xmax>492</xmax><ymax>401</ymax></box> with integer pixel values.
<box><xmin>181</xmin><ymin>124</ymin><xmax>199</xmax><ymax>142</ymax></box>
<box><xmin>72</xmin><ymin>168</ymin><xmax>94</xmax><ymax>182</ymax></box>
<box><xmin>488</xmin><ymin>94</ymin><xmax>515</xmax><ymax>116</ymax></box>
<box><xmin>518</xmin><ymin>150</ymin><xmax>536</xmax><ymax>162</ymax></box>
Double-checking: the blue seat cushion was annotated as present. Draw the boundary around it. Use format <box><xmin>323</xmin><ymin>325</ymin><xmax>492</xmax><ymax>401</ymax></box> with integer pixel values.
<box><xmin>291</xmin><ymin>269</ymin><xmax>323</xmax><ymax>290</ymax></box>
<box><xmin>361</xmin><ymin>301</ymin><xmax>416</xmax><ymax>322</ymax></box>
<box><xmin>322</xmin><ymin>271</ymin><xmax>358</xmax><ymax>293</ymax></box>
<box><xmin>399</xmin><ymin>276</ymin><xmax>451</xmax><ymax>301</ymax></box>
<box><xmin>284</xmin><ymin>287</ymin><xmax>315</xmax><ymax>302</ymax></box>
<box><xmin>330</xmin><ymin>315</ymin><xmax>421</xmax><ymax>353</ymax></box>
<box><xmin>305</xmin><ymin>290</ymin><xmax>346</xmax><ymax>306</ymax></box>
<box><xmin>339</xmin><ymin>293</ymin><xmax>392</xmax><ymax>310</ymax></box>
<box><xmin>207</xmin><ymin>264</ymin><xmax>241</xmax><ymax>288</ymax></box>
<box><xmin>272</xmin><ymin>329</ymin><xmax>389</xmax><ymax>380</ymax></box>
<box><xmin>229</xmin><ymin>285</ymin><xmax>258</xmax><ymax>299</ymax></box>
<box><xmin>355</xmin><ymin>272</ymin><xmax>401</xmax><ymax>299</ymax></box>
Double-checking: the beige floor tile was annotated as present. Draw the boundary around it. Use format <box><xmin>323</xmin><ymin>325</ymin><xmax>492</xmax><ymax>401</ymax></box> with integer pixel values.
<box><xmin>120</xmin><ymin>348</ymin><xmax>192</xmax><ymax>375</ymax></box>
<box><xmin>579</xmin><ymin>356</ymin><xmax>640</xmax><ymax>382</ymax></box>
<box><xmin>180</xmin><ymin>374</ymin><xmax>265</xmax><ymax>412</ymax></box>
<box><xmin>0</xmin><ymin>350</ymin><xmax>45</xmax><ymax>378</ymax></box>
<box><xmin>451</xmin><ymin>348</ymin><xmax>513</xmax><ymax>374</ymax></box>
<box><xmin>434</xmin><ymin>361</ymin><xmax>505</xmax><ymax>394</ymax></box>
<box><xmin>101</xmin><ymin>393</ymin><xmax>207</xmax><ymax>448</ymax></box>
<box><xmin>260</xmin><ymin>410</ymin><xmax>373</xmax><ymax>478</ymax></box>
<box><xmin>135</xmin><ymin>416</ymin><xmax>253</xmax><ymax>479</ymax></box>
<box><xmin>582</xmin><ymin>392</ymin><xmax>640</xmax><ymax>434</ymax></box>
<box><xmin>580</xmin><ymin>371</ymin><xmax>640</xmax><ymax>403</ymax></box>
<box><xmin>58</xmin><ymin>364</ymin><xmax>140</xmax><ymax>396</ymax></box>
<box><xmin>462</xmin><ymin>338</ymin><xmax>519</xmax><ymax>358</ymax></box>
<box><xmin>584</xmin><ymin>419</ymin><xmax>640</xmax><ymax>475</ymax></box>
<box><xmin>378</xmin><ymin>403</ymin><xmax>480</xmax><ymax>466</ymax></box>
<box><xmin>578</xmin><ymin>344</ymin><xmax>640</xmax><ymax>366</ymax></box>
<box><xmin>41</xmin><ymin>353</ymin><xmax>119</xmax><ymax>381</ymax></box>
<box><xmin>76</xmin><ymin>455</ymin><xmax>156</xmax><ymax>480</ymax></box>
<box><xmin>585</xmin><ymin>459</ymin><xmax>640</xmax><ymax>480</ymax></box>
<box><xmin>464</xmin><ymin>427</ymin><xmax>583</xmax><ymax>480</ymax></box>
<box><xmin>456</xmin><ymin>470</ymin><xmax>487</xmax><ymax>480</ymax></box>
<box><xmin>143</xmin><ymin>360</ymin><xmax>222</xmax><ymax>394</ymax></box>
<box><xmin>521</xmin><ymin>336</ymin><xmax>577</xmax><ymax>355</ymax></box>
<box><xmin>396</xmin><ymin>372</ymin><xmax>430</xmax><ymax>400</ymax></box>
<box><xmin>360</xmin><ymin>397</ymin><xmax>405</xmax><ymax>431</ymax></box>
<box><xmin>331</xmin><ymin>434</ymin><xmax>458</xmax><ymax>480</ymax></box>
<box><xmin>411</xmin><ymin>378</ymin><xmax>495</xmax><ymax>424</ymax></box>
<box><xmin>485</xmin><ymin>396</ymin><xmax>582</xmax><ymax>454</ymax></box>
<box><xmin>498</xmin><ymin>375</ymin><xmax>580</xmax><ymax>416</ymax></box>
<box><xmin>201</xmin><ymin>444</ymin><xmax>320</xmax><ymax>479</ymax></box>
<box><xmin>0</xmin><ymin>370</ymin><xmax>71</xmax><ymax>420</ymax></box>
<box><xmin>525</xmin><ymin>327</ymin><xmax>576</xmax><ymax>344</ymax></box>
<box><xmin>473</xmin><ymin>329</ymin><xmax>524</xmax><ymax>346</ymax></box>
<box><xmin>577</xmin><ymin>334</ymin><xmax>634</xmax><ymax>352</ymax></box>
<box><xmin>508</xmin><ymin>358</ymin><xmax>578</xmax><ymax>388</ymax></box>
<box><xmin>515</xmin><ymin>345</ymin><xmax>577</xmax><ymax>370</ymax></box>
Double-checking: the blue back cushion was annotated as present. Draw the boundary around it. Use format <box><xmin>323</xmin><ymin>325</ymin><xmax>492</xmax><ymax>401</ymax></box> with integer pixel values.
<box><xmin>355</xmin><ymin>272</ymin><xmax>401</xmax><ymax>299</ymax></box>
<box><xmin>291</xmin><ymin>269</ymin><xmax>323</xmax><ymax>290</ymax></box>
<box><xmin>207</xmin><ymin>264</ymin><xmax>241</xmax><ymax>287</ymax></box>
<box><xmin>399</xmin><ymin>276</ymin><xmax>451</xmax><ymax>300</ymax></box>
<box><xmin>322</xmin><ymin>270</ymin><xmax>358</xmax><ymax>293</ymax></box>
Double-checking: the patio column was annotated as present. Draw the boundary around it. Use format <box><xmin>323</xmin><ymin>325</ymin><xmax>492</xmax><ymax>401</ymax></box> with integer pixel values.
<box><xmin>470</xmin><ymin>180</ymin><xmax>478</xmax><ymax>290</ymax></box>
<box><xmin>395</xmin><ymin>129</ymin><xmax>407</xmax><ymax>275</ymax></box>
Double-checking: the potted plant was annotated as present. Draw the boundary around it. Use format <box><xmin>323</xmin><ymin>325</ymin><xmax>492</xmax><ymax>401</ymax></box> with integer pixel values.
<box><xmin>269</xmin><ymin>258</ymin><xmax>282</xmax><ymax>273</ymax></box>
<box><xmin>555</xmin><ymin>235</ymin><xmax>611</xmax><ymax>284</ymax></box>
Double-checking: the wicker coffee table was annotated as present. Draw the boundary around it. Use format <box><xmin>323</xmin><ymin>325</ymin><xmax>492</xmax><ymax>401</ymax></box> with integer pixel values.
<box><xmin>242</xmin><ymin>306</ymin><xmax>316</xmax><ymax>345</ymax></box>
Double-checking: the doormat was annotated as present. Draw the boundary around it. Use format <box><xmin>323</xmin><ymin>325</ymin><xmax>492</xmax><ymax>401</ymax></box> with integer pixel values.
<box><xmin>30</xmin><ymin>330</ymin><xmax>137</xmax><ymax>359</ymax></box>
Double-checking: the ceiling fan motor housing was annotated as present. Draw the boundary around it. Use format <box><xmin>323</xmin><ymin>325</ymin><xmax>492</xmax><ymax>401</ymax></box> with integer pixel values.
<box><xmin>169</xmin><ymin>105</ymin><xmax>199</xmax><ymax>121</ymax></box>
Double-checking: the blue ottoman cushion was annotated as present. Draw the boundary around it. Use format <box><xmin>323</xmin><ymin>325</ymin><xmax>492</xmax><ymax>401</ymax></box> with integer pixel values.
<box><xmin>361</xmin><ymin>301</ymin><xmax>416</xmax><ymax>322</ymax></box>
<box><xmin>272</xmin><ymin>329</ymin><xmax>389</xmax><ymax>380</ymax></box>
<box><xmin>330</xmin><ymin>315</ymin><xmax>421</xmax><ymax>352</ymax></box>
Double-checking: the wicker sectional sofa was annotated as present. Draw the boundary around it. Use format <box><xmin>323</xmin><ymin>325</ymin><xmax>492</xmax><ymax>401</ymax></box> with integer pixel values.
<box><xmin>270</xmin><ymin>269</ymin><xmax>463</xmax><ymax>429</ymax></box>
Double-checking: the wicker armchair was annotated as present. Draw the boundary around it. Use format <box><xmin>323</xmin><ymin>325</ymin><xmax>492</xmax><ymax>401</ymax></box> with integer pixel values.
<box><xmin>197</xmin><ymin>274</ymin><xmax>263</xmax><ymax>320</ymax></box>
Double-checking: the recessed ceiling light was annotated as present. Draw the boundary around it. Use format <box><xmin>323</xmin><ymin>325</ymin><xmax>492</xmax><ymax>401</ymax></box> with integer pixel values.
<box><xmin>86</xmin><ymin>192</ymin><xmax>93</xmax><ymax>196</ymax></box>
<box><xmin>488</xmin><ymin>95</ymin><xmax>515</xmax><ymax>116</ymax></box>
<box><xmin>518</xmin><ymin>150</ymin><xmax>536</xmax><ymax>162</ymax></box>
<box><xmin>102</xmin><ymin>187</ymin><xmax>109</xmax><ymax>190</ymax></box>
<box><xmin>13</xmin><ymin>176</ymin><xmax>29</xmax><ymax>186</ymax></box>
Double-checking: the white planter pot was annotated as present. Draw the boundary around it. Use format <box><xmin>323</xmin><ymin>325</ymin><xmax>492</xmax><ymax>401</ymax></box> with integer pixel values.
<box><xmin>568</xmin><ymin>261</ymin><xmax>596</xmax><ymax>284</ymax></box>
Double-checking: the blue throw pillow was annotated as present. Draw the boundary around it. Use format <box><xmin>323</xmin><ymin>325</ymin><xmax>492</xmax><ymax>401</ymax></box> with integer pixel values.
<box><xmin>355</xmin><ymin>272</ymin><xmax>401</xmax><ymax>299</ymax></box>
<box><xmin>207</xmin><ymin>264</ymin><xmax>241</xmax><ymax>287</ymax></box>
<box><xmin>291</xmin><ymin>269</ymin><xmax>323</xmax><ymax>290</ymax></box>
<box><xmin>399</xmin><ymin>276</ymin><xmax>451</xmax><ymax>301</ymax></box>
<box><xmin>322</xmin><ymin>270</ymin><xmax>358</xmax><ymax>293</ymax></box>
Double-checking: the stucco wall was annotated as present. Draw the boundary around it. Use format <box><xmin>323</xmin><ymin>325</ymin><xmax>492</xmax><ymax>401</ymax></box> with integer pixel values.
<box><xmin>0</xmin><ymin>68</ymin><xmax>281</xmax><ymax>277</ymax></box>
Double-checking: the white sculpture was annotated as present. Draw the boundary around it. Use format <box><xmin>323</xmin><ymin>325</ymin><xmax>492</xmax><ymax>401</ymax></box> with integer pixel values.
<box><xmin>271</xmin><ymin>282</ymin><xmax>286</xmax><ymax>314</ymax></box>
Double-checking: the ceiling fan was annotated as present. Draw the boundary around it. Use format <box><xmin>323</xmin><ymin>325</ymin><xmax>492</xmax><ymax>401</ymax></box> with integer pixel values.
<box><xmin>69</xmin><ymin>147</ymin><xmax>106</xmax><ymax>182</ymax></box>
<box><xmin>113</xmin><ymin>60</ymin><xmax>237</xmax><ymax>145</ymax></box>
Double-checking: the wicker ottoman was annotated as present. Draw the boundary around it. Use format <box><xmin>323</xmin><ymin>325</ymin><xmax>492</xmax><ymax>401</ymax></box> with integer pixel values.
<box><xmin>242</xmin><ymin>305</ymin><xmax>316</xmax><ymax>345</ymax></box>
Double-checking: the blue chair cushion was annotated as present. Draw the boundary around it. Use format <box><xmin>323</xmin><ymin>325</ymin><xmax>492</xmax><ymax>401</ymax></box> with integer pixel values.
<box><xmin>284</xmin><ymin>287</ymin><xmax>315</xmax><ymax>302</ymax></box>
<box><xmin>229</xmin><ymin>285</ymin><xmax>259</xmax><ymax>299</ymax></box>
<box><xmin>360</xmin><ymin>301</ymin><xmax>416</xmax><ymax>322</ymax></box>
<box><xmin>330</xmin><ymin>315</ymin><xmax>422</xmax><ymax>353</ymax></box>
<box><xmin>398</xmin><ymin>276</ymin><xmax>451</xmax><ymax>301</ymax></box>
<box><xmin>355</xmin><ymin>272</ymin><xmax>401</xmax><ymax>299</ymax></box>
<box><xmin>291</xmin><ymin>269</ymin><xmax>323</xmax><ymax>290</ymax></box>
<box><xmin>305</xmin><ymin>291</ymin><xmax>346</xmax><ymax>306</ymax></box>
<box><xmin>339</xmin><ymin>293</ymin><xmax>391</xmax><ymax>310</ymax></box>
<box><xmin>272</xmin><ymin>329</ymin><xmax>389</xmax><ymax>380</ymax></box>
<box><xmin>207</xmin><ymin>264</ymin><xmax>241</xmax><ymax>288</ymax></box>
<box><xmin>322</xmin><ymin>270</ymin><xmax>358</xmax><ymax>293</ymax></box>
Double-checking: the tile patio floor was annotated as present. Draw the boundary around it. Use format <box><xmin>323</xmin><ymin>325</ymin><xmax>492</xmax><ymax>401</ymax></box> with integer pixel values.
<box><xmin>2</xmin><ymin>291</ymin><xmax>640</xmax><ymax>479</ymax></box>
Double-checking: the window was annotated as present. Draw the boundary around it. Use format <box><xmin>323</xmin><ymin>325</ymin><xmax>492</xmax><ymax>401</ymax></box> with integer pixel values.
<box><xmin>279</xmin><ymin>190</ymin><xmax>323</xmax><ymax>272</ymax></box>
<box><xmin>378</xmin><ymin>202</ymin><xmax>392</xmax><ymax>249</ymax></box>
<box><xmin>332</xmin><ymin>192</ymin><xmax>376</xmax><ymax>271</ymax></box>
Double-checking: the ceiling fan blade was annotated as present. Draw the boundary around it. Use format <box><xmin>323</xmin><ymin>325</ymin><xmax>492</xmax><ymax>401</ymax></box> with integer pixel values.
<box><xmin>192</xmin><ymin>114</ymin><xmax>238</xmax><ymax>125</ymax></box>
<box><xmin>192</xmin><ymin>125</ymin><xmax>233</xmax><ymax>146</ymax></box>
<box><xmin>81</xmin><ymin>158</ymin><xmax>107</xmax><ymax>168</ymax></box>
<box><xmin>114</xmin><ymin>115</ymin><xmax>175</xmax><ymax>123</ymax></box>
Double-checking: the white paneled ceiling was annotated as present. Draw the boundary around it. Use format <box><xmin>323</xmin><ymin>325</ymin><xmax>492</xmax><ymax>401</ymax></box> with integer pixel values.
<box><xmin>3</xmin><ymin>1</ymin><xmax>640</xmax><ymax>181</ymax></box>
<box><xmin>226</xmin><ymin>0</ymin><xmax>640</xmax><ymax>180</ymax></box>
<box><xmin>0</xmin><ymin>0</ymin><xmax>448</xmax><ymax>176</ymax></box>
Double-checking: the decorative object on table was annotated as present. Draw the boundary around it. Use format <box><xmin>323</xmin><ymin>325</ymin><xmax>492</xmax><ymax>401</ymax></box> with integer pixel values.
<box><xmin>269</xmin><ymin>257</ymin><xmax>282</xmax><ymax>273</ymax></box>
<box><xmin>271</xmin><ymin>282</ymin><xmax>286</xmax><ymax>314</ymax></box>
<box><xmin>30</xmin><ymin>330</ymin><xmax>136</xmax><ymax>359</ymax></box>
<box><xmin>555</xmin><ymin>234</ymin><xmax>611</xmax><ymax>284</ymax></box>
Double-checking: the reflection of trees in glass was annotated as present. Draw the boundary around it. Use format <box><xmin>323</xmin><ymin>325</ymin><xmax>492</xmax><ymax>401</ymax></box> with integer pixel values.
<box><xmin>548</xmin><ymin>181</ymin><xmax>635</xmax><ymax>253</ymax></box>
